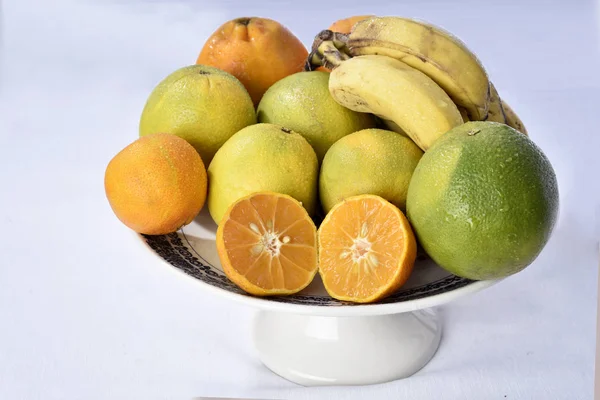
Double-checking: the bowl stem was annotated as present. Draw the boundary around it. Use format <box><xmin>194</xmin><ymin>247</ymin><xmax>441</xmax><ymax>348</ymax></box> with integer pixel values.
<box><xmin>252</xmin><ymin>307</ymin><xmax>443</xmax><ymax>386</ymax></box>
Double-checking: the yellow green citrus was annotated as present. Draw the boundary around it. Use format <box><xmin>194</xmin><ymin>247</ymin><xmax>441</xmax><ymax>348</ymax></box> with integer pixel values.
<box><xmin>207</xmin><ymin>123</ymin><xmax>319</xmax><ymax>224</ymax></box>
<box><xmin>256</xmin><ymin>71</ymin><xmax>376</xmax><ymax>161</ymax></box>
<box><xmin>319</xmin><ymin>128</ymin><xmax>423</xmax><ymax>213</ymax></box>
<box><xmin>139</xmin><ymin>64</ymin><xmax>256</xmax><ymax>166</ymax></box>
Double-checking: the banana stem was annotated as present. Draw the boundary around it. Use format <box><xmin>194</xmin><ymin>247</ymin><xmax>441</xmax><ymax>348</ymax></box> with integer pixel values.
<box><xmin>320</xmin><ymin>40</ymin><xmax>351</xmax><ymax>69</ymax></box>
<box><xmin>332</xmin><ymin>32</ymin><xmax>350</xmax><ymax>52</ymax></box>
<box><xmin>310</xmin><ymin>30</ymin><xmax>334</xmax><ymax>51</ymax></box>
<box><xmin>304</xmin><ymin>30</ymin><xmax>351</xmax><ymax>71</ymax></box>
<box><xmin>304</xmin><ymin>50</ymin><xmax>325</xmax><ymax>71</ymax></box>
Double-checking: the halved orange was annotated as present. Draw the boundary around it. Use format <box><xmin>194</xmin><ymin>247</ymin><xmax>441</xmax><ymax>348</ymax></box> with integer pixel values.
<box><xmin>318</xmin><ymin>194</ymin><xmax>417</xmax><ymax>303</ymax></box>
<box><xmin>216</xmin><ymin>192</ymin><xmax>318</xmax><ymax>296</ymax></box>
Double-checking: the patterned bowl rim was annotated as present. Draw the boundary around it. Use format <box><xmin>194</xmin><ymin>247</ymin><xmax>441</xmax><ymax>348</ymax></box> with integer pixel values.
<box><xmin>135</xmin><ymin>231</ymin><xmax>501</xmax><ymax>317</ymax></box>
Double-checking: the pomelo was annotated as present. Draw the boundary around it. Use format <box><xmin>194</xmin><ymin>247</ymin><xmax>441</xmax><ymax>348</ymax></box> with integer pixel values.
<box><xmin>406</xmin><ymin>121</ymin><xmax>559</xmax><ymax>280</ymax></box>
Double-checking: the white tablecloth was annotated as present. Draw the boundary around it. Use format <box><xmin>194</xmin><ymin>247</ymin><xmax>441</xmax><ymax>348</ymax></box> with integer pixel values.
<box><xmin>1</xmin><ymin>0</ymin><xmax>598</xmax><ymax>398</ymax></box>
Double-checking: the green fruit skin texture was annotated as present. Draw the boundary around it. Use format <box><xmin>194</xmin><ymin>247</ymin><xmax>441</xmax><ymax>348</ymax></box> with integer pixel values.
<box><xmin>406</xmin><ymin>121</ymin><xmax>559</xmax><ymax>280</ymax></box>
<box><xmin>319</xmin><ymin>128</ymin><xmax>423</xmax><ymax>213</ymax></box>
<box><xmin>256</xmin><ymin>71</ymin><xmax>376</xmax><ymax>162</ymax></box>
<box><xmin>207</xmin><ymin>123</ymin><xmax>319</xmax><ymax>225</ymax></box>
<box><xmin>139</xmin><ymin>65</ymin><xmax>256</xmax><ymax>166</ymax></box>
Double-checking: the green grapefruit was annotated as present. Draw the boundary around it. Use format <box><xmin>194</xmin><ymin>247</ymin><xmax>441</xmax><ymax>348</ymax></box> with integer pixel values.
<box><xmin>406</xmin><ymin>121</ymin><xmax>559</xmax><ymax>280</ymax></box>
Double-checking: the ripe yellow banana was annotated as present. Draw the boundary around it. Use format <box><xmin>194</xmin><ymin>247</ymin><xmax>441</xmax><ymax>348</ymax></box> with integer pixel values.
<box><xmin>345</xmin><ymin>16</ymin><xmax>491</xmax><ymax>121</ymax></box>
<box><xmin>327</xmin><ymin>53</ymin><xmax>463</xmax><ymax>150</ymax></box>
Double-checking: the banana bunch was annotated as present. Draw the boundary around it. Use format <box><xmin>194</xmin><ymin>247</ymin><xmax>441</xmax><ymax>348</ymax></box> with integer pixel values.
<box><xmin>306</xmin><ymin>16</ymin><xmax>527</xmax><ymax>150</ymax></box>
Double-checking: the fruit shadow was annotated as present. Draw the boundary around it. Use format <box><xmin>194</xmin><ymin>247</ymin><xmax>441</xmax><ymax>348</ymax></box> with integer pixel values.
<box><xmin>193</xmin><ymin>206</ymin><xmax>217</xmax><ymax>235</ymax></box>
<box><xmin>182</xmin><ymin>234</ymin><xmax>223</xmax><ymax>272</ymax></box>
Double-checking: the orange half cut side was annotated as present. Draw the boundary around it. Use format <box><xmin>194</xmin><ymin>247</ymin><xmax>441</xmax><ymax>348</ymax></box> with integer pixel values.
<box><xmin>216</xmin><ymin>192</ymin><xmax>318</xmax><ymax>296</ymax></box>
<box><xmin>318</xmin><ymin>194</ymin><xmax>417</xmax><ymax>303</ymax></box>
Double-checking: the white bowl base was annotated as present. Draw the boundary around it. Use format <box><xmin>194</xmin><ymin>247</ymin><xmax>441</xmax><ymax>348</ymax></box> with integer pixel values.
<box><xmin>252</xmin><ymin>307</ymin><xmax>442</xmax><ymax>386</ymax></box>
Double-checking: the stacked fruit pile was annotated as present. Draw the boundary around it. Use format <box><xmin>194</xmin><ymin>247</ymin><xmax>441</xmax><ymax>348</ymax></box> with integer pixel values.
<box><xmin>105</xmin><ymin>16</ymin><xmax>559</xmax><ymax>304</ymax></box>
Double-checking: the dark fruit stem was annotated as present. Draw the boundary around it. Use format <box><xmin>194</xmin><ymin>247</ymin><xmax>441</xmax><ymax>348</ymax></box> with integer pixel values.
<box><xmin>311</xmin><ymin>29</ymin><xmax>335</xmax><ymax>51</ymax></box>
<box><xmin>235</xmin><ymin>17</ymin><xmax>252</xmax><ymax>26</ymax></box>
<box><xmin>331</xmin><ymin>32</ymin><xmax>350</xmax><ymax>52</ymax></box>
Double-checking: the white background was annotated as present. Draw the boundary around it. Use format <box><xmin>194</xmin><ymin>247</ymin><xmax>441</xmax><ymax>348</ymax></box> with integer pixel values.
<box><xmin>1</xmin><ymin>0</ymin><xmax>599</xmax><ymax>399</ymax></box>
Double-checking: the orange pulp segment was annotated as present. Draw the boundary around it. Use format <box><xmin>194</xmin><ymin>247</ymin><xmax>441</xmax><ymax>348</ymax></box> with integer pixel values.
<box><xmin>318</xmin><ymin>194</ymin><xmax>417</xmax><ymax>303</ymax></box>
<box><xmin>216</xmin><ymin>192</ymin><xmax>318</xmax><ymax>296</ymax></box>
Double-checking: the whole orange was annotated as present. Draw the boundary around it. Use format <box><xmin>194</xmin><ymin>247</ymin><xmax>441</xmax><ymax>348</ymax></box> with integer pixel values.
<box><xmin>105</xmin><ymin>133</ymin><xmax>207</xmax><ymax>235</ymax></box>
<box><xmin>196</xmin><ymin>17</ymin><xmax>308</xmax><ymax>106</ymax></box>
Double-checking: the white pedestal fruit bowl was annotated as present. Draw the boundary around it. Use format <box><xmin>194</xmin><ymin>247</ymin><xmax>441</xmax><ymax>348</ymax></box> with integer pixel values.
<box><xmin>138</xmin><ymin>208</ymin><xmax>499</xmax><ymax>386</ymax></box>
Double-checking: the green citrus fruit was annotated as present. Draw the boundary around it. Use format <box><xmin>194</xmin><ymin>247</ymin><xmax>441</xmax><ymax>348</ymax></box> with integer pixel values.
<box><xmin>406</xmin><ymin>121</ymin><xmax>559</xmax><ymax>280</ymax></box>
<box><xmin>207</xmin><ymin>123</ymin><xmax>318</xmax><ymax>224</ymax></box>
<box><xmin>256</xmin><ymin>71</ymin><xmax>376</xmax><ymax>161</ymax></box>
<box><xmin>319</xmin><ymin>128</ymin><xmax>423</xmax><ymax>213</ymax></box>
<box><xmin>139</xmin><ymin>65</ymin><xmax>256</xmax><ymax>165</ymax></box>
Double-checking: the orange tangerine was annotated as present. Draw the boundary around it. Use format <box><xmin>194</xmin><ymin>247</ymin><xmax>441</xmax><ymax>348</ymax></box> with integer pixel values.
<box><xmin>197</xmin><ymin>17</ymin><xmax>308</xmax><ymax>106</ymax></box>
<box><xmin>104</xmin><ymin>133</ymin><xmax>207</xmax><ymax>235</ymax></box>
<box><xmin>216</xmin><ymin>192</ymin><xmax>318</xmax><ymax>296</ymax></box>
<box><xmin>318</xmin><ymin>194</ymin><xmax>417</xmax><ymax>303</ymax></box>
